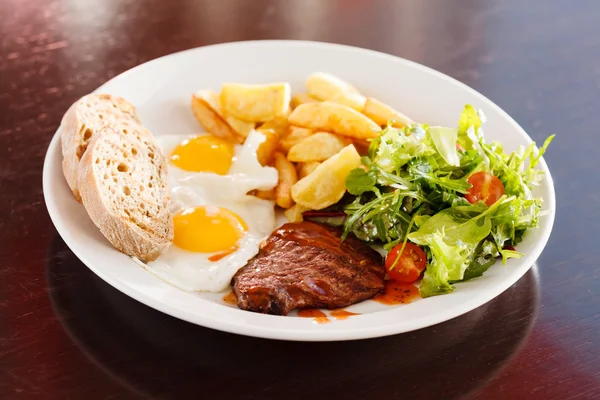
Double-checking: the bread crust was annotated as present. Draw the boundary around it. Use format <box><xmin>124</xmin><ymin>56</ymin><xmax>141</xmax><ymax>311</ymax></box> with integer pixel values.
<box><xmin>60</xmin><ymin>94</ymin><xmax>140</xmax><ymax>200</ymax></box>
<box><xmin>77</xmin><ymin>127</ymin><xmax>173</xmax><ymax>262</ymax></box>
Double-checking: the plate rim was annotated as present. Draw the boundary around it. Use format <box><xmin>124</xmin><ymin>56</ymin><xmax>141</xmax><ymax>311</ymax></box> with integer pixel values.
<box><xmin>43</xmin><ymin>40</ymin><xmax>556</xmax><ymax>341</ymax></box>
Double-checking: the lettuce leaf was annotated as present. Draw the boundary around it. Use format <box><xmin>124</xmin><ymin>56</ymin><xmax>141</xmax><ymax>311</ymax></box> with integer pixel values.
<box><xmin>457</xmin><ymin>104</ymin><xmax>484</xmax><ymax>151</ymax></box>
<box><xmin>410</xmin><ymin>195</ymin><xmax>531</xmax><ymax>297</ymax></box>
<box><xmin>408</xmin><ymin>157</ymin><xmax>471</xmax><ymax>193</ymax></box>
<box><xmin>341</xmin><ymin>103</ymin><xmax>553</xmax><ymax>298</ymax></box>
<box><xmin>373</xmin><ymin>126</ymin><xmax>433</xmax><ymax>173</ymax></box>
<box><xmin>429</xmin><ymin>126</ymin><xmax>460</xmax><ymax>166</ymax></box>
<box><xmin>345</xmin><ymin>168</ymin><xmax>378</xmax><ymax>196</ymax></box>
<box><xmin>418</xmin><ymin>231</ymin><xmax>476</xmax><ymax>297</ymax></box>
<box><xmin>458</xmin><ymin>104</ymin><xmax>482</xmax><ymax>135</ymax></box>
<box><xmin>408</xmin><ymin>203</ymin><xmax>493</xmax><ymax>245</ymax></box>
<box><xmin>459</xmin><ymin>239</ymin><xmax>497</xmax><ymax>281</ymax></box>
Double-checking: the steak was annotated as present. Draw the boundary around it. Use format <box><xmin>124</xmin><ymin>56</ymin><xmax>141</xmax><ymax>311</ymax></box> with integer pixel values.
<box><xmin>231</xmin><ymin>221</ymin><xmax>385</xmax><ymax>315</ymax></box>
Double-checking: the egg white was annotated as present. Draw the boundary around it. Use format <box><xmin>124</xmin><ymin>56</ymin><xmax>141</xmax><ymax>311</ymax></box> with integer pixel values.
<box><xmin>142</xmin><ymin>130</ymin><xmax>279</xmax><ymax>292</ymax></box>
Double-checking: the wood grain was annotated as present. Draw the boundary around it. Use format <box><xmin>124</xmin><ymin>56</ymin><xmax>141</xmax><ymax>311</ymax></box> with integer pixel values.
<box><xmin>1</xmin><ymin>0</ymin><xmax>599</xmax><ymax>398</ymax></box>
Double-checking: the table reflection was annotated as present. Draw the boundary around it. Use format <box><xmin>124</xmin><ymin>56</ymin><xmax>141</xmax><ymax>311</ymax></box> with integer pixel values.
<box><xmin>47</xmin><ymin>234</ymin><xmax>539</xmax><ymax>399</ymax></box>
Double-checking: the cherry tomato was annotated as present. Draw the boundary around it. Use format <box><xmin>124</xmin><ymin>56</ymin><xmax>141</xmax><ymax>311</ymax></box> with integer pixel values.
<box><xmin>465</xmin><ymin>171</ymin><xmax>505</xmax><ymax>206</ymax></box>
<box><xmin>385</xmin><ymin>242</ymin><xmax>427</xmax><ymax>283</ymax></box>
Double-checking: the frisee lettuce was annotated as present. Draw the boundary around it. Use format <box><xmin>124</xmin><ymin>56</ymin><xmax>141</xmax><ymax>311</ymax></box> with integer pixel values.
<box><xmin>343</xmin><ymin>104</ymin><xmax>554</xmax><ymax>297</ymax></box>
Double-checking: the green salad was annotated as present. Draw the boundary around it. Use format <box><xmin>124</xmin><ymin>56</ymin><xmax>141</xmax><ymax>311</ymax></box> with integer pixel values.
<box><xmin>315</xmin><ymin>105</ymin><xmax>553</xmax><ymax>298</ymax></box>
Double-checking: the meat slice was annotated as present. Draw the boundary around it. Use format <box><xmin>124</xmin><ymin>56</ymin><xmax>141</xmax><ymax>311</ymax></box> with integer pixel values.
<box><xmin>232</xmin><ymin>221</ymin><xmax>385</xmax><ymax>315</ymax></box>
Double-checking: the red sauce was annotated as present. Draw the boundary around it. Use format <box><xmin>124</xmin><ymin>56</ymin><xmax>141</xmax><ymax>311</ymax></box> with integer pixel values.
<box><xmin>222</xmin><ymin>291</ymin><xmax>238</xmax><ymax>305</ymax></box>
<box><xmin>298</xmin><ymin>309</ymin><xmax>330</xmax><ymax>324</ymax></box>
<box><xmin>330</xmin><ymin>309</ymin><xmax>360</xmax><ymax>320</ymax></box>
<box><xmin>373</xmin><ymin>280</ymin><xmax>420</xmax><ymax>305</ymax></box>
<box><xmin>209</xmin><ymin>246</ymin><xmax>239</xmax><ymax>262</ymax></box>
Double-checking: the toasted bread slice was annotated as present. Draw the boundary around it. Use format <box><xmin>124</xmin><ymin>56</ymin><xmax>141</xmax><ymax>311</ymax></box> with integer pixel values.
<box><xmin>60</xmin><ymin>94</ymin><xmax>141</xmax><ymax>200</ymax></box>
<box><xmin>78</xmin><ymin>126</ymin><xmax>173</xmax><ymax>262</ymax></box>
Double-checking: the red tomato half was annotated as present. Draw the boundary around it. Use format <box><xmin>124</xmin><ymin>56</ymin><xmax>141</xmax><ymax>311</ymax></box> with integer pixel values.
<box><xmin>465</xmin><ymin>172</ymin><xmax>505</xmax><ymax>206</ymax></box>
<box><xmin>385</xmin><ymin>243</ymin><xmax>427</xmax><ymax>283</ymax></box>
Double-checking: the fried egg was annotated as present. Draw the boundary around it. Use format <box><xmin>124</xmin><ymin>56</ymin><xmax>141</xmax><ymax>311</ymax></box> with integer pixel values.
<box><xmin>143</xmin><ymin>130</ymin><xmax>278</xmax><ymax>292</ymax></box>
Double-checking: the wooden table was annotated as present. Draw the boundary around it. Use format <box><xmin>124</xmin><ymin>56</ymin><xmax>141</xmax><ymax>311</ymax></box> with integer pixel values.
<box><xmin>1</xmin><ymin>0</ymin><xmax>599</xmax><ymax>398</ymax></box>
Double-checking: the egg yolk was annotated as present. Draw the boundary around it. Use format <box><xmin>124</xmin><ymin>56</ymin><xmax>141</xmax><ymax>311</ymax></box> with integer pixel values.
<box><xmin>173</xmin><ymin>206</ymin><xmax>248</xmax><ymax>253</ymax></box>
<box><xmin>170</xmin><ymin>135</ymin><xmax>234</xmax><ymax>174</ymax></box>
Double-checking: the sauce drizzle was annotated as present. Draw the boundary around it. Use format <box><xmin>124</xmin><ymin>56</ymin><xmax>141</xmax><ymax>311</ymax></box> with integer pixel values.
<box><xmin>298</xmin><ymin>309</ymin><xmax>330</xmax><ymax>324</ymax></box>
<box><xmin>330</xmin><ymin>309</ymin><xmax>360</xmax><ymax>320</ymax></box>
<box><xmin>209</xmin><ymin>246</ymin><xmax>239</xmax><ymax>262</ymax></box>
<box><xmin>222</xmin><ymin>291</ymin><xmax>238</xmax><ymax>305</ymax></box>
<box><xmin>373</xmin><ymin>280</ymin><xmax>420</xmax><ymax>305</ymax></box>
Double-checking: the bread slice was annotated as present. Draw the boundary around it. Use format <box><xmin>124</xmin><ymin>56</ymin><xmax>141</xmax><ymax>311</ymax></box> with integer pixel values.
<box><xmin>77</xmin><ymin>126</ymin><xmax>173</xmax><ymax>262</ymax></box>
<box><xmin>60</xmin><ymin>94</ymin><xmax>141</xmax><ymax>200</ymax></box>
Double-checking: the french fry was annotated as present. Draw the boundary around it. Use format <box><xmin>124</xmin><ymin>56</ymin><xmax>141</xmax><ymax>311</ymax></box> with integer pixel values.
<box><xmin>274</xmin><ymin>152</ymin><xmax>298</xmax><ymax>209</ymax></box>
<box><xmin>296</xmin><ymin>161</ymin><xmax>321</xmax><ymax>179</ymax></box>
<box><xmin>221</xmin><ymin>82</ymin><xmax>291</xmax><ymax>122</ymax></box>
<box><xmin>291</xmin><ymin>145</ymin><xmax>361</xmax><ymax>210</ymax></box>
<box><xmin>306</xmin><ymin>72</ymin><xmax>358</xmax><ymax>101</ymax></box>
<box><xmin>363</xmin><ymin>97</ymin><xmax>414</xmax><ymax>127</ymax></box>
<box><xmin>193</xmin><ymin>91</ymin><xmax>254</xmax><ymax>139</ymax></box>
<box><xmin>278</xmin><ymin>127</ymin><xmax>313</xmax><ymax>153</ymax></box>
<box><xmin>284</xmin><ymin>204</ymin><xmax>310</xmax><ymax>222</ymax></box>
<box><xmin>288</xmin><ymin>102</ymin><xmax>380</xmax><ymax>140</ymax></box>
<box><xmin>225</xmin><ymin>115</ymin><xmax>255</xmax><ymax>138</ymax></box>
<box><xmin>291</xmin><ymin>93</ymin><xmax>319</xmax><ymax>109</ymax></box>
<box><xmin>255</xmin><ymin>189</ymin><xmax>275</xmax><ymax>201</ymax></box>
<box><xmin>328</xmin><ymin>92</ymin><xmax>367</xmax><ymax>112</ymax></box>
<box><xmin>256</xmin><ymin>128</ymin><xmax>279</xmax><ymax>166</ymax></box>
<box><xmin>191</xmin><ymin>94</ymin><xmax>244</xmax><ymax>144</ymax></box>
<box><xmin>287</xmin><ymin>132</ymin><xmax>351</xmax><ymax>162</ymax></box>
<box><xmin>258</xmin><ymin>117</ymin><xmax>289</xmax><ymax>137</ymax></box>
<box><xmin>353</xmin><ymin>139</ymin><xmax>371</xmax><ymax>156</ymax></box>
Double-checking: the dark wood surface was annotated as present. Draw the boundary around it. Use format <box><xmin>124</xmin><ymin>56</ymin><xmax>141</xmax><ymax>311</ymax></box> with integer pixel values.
<box><xmin>1</xmin><ymin>0</ymin><xmax>599</xmax><ymax>398</ymax></box>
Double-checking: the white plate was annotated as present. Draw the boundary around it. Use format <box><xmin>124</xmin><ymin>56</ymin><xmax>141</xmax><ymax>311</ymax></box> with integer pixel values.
<box><xmin>43</xmin><ymin>40</ymin><xmax>555</xmax><ymax>341</ymax></box>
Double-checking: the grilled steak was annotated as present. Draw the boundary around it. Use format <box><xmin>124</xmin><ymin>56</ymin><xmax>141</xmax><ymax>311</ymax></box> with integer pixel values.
<box><xmin>231</xmin><ymin>221</ymin><xmax>385</xmax><ymax>315</ymax></box>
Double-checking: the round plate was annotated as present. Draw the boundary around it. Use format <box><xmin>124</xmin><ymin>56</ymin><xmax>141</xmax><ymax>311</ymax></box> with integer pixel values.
<box><xmin>43</xmin><ymin>40</ymin><xmax>555</xmax><ymax>341</ymax></box>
